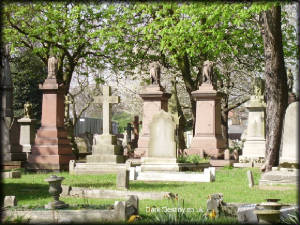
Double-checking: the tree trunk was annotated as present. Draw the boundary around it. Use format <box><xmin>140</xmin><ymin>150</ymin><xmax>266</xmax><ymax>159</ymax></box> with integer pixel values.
<box><xmin>220</xmin><ymin>96</ymin><xmax>229</xmax><ymax>148</ymax></box>
<box><xmin>171</xmin><ymin>80</ymin><xmax>187</xmax><ymax>152</ymax></box>
<box><xmin>259</xmin><ymin>5</ymin><xmax>288</xmax><ymax>172</ymax></box>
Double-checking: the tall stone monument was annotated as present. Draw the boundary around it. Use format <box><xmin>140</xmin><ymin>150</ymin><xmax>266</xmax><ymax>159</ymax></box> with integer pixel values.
<box><xmin>240</xmin><ymin>77</ymin><xmax>266</xmax><ymax>162</ymax></box>
<box><xmin>1</xmin><ymin>44</ymin><xmax>26</xmax><ymax>162</ymax></box>
<box><xmin>135</xmin><ymin>62</ymin><xmax>171</xmax><ymax>157</ymax></box>
<box><xmin>18</xmin><ymin>102</ymin><xmax>36</xmax><ymax>159</ymax></box>
<box><xmin>279</xmin><ymin>101</ymin><xmax>298</xmax><ymax>165</ymax></box>
<box><xmin>189</xmin><ymin>60</ymin><xmax>226</xmax><ymax>158</ymax></box>
<box><xmin>86</xmin><ymin>85</ymin><xmax>125</xmax><ymax>163</ymax></box>
<box><xmin>27</xmin><ymin>57</ymin><xmax>75</xmax><ymax>171</ymax></box>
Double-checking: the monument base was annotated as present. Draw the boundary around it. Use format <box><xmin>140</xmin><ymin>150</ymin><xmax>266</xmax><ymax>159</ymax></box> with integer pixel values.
<box><xmin>27</xmin><ymin>127</ymin><xmax>75</xmax><ymax>171</ymax></box>
<box><xmin>259</xmin><ymin>167</ymin><xmax>298</xmax><ymax>186</ymax></box>
<box><xmin>69</xmin><ymin>161</ymin><xmax>128</xmax><ymax>175</ymax></box>
<box><xmin>242</xmin><ymin>138</ymin><xmax>266</xmax><ymax>160</ymax></box>
<box><xmin>87</xmin><ymin>134</ymin><xmax>125</xmax><ymax>163</ymax></box>
<box><xmin>189</xmin><ymin>135</ymin><xmax>225</xmax><ymax>158</ymax></box>
<box><xmin>86</xmin><ymin>155</ymin><xmax>125</xmax><ymax>163</ymax></box>
<box><xmin>135</xmin><ymin>136</ymin><xmax>150</xmax><ymax>157</ymax></box>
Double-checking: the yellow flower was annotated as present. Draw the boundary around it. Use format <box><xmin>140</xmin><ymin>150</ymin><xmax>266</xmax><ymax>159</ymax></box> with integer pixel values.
<box><xmin>128</xmin><ymin>215</ymin><xmax>140</xmax><ymax>223</ymax></box>
<box><xmin>208</xmin><ymin>209</ymin><xmax>216</xmax><ymax>219</ymax></box>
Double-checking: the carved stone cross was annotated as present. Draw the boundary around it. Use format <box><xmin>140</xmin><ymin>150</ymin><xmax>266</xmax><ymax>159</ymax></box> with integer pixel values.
<box><xmin>93</xmin><ymin>86</ymin><xmax>120</xmax><ymax>135</ymax></box>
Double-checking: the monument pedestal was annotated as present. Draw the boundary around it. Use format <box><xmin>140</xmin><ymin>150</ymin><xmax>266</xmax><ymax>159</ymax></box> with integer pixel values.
<box><xmin>18</xmin><ymin>117</ymin><xmax>36</xmax><ymax>159</ymax></box>
<box><xmin>135</xmin><ymin>85</ymin><xmax>171</xmax><ymax>157</ymax></box>
<box><xmin>241</xmin><ymin>96</ymin><xmax>266</xmax><ymax>161</ymax></box>
<box><xmin>27</xmin><ymin>78</ymin><xmax>75</xmax><ymax>171</ymax></box>
<box><xmin>86</xmin><ymin>134</ymin><xmax>125</xmax><ymax>163</ymax></box>
<box><xmin>189</xmin><ymin>84</ymin><xmax>226</xmax><ymax>158</ymax></box>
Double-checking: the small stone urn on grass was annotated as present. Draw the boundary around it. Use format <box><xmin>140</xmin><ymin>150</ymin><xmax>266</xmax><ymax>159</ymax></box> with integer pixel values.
<box><xmin>45</xmin><ymin>175</ymin><xmax>68</xmax><ymax>209</ymax></box>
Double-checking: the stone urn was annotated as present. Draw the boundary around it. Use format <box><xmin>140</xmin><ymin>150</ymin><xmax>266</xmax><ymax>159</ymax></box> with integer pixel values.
<box><xmin>44</xmin><ymin>175</ymin><xmax>68</xmax><ymax>209</ymax></box>
<box><xmin>254</xmin><ymin>199</ymin><xmax>285</xmax><ymax>224</ymax></box>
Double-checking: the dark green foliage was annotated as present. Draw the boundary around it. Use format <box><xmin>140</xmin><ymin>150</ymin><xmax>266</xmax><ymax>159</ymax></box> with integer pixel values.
<box><xmin>11</xmin><ymin>50</ymin><xmax>47</xmax><ymax>120</ymax></box>
<box><xmin>112</xmin><ymin>111</ymin><xmax>133</xmax><ymax>133</ymax></box>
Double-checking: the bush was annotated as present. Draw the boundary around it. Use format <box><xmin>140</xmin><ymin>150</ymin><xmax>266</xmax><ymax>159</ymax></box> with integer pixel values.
<box><xmin>177</xmin><ymin>155</ymin><xmax>209</xmax><ymax>164</ymax></box>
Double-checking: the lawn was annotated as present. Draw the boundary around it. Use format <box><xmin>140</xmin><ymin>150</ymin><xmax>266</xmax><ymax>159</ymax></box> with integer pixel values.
<box><xmin>3</xmin><ymin>167</ymin><xmax>298</xmax><ymax>223</ymax></box>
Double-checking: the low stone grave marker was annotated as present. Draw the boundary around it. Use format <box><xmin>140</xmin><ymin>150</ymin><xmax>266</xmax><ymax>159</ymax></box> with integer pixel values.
<box><xmin>247</xmin><ymin>170</ymin><xmax>254</xmax><ymax>188</ymax></box>
<box><xmin>3</xmin><ymin>196</ymin><xmax>17</xmax><ymax>207</ymax></box>
<box><xmin>117</xmin><ymin>169</ymin><xmax>129</xmax><ymax>190</ymax></box>
<box><xmin>2</xmin><ymin>195</ymin><xmax>139</xmax><ymax>223</ymax></box>
<box><xmin>2</xmin><ymin>170</ymin><xmax>21</xmax><ymax>179</ymax></box>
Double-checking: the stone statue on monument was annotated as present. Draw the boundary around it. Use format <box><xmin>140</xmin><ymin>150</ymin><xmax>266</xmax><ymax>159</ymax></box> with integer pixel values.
<box><xmin>24</xmin><ymin>101</ymin><xmax>32</xmax><ymax>118</ymax></box>
<box><xmin>47</xmin><ymin>56</ymin><xmax>58</xmax><ymax>79</ymax></box>
<box><xmin>287</xmin><ymin>68</ymin><xmax>293</xmax><ymax>93</ymax></box>
<box><xmin>253</xmin><ymin>77</ymin><xmax>265</xmax><ymax>98</ymax></box>
<box><xmin>149</xmin><ymin>62</ymin><xmax>161</xmax><ymax>86</ymax></box>
<box><xmin>202</xmin><ymin>60</ymin><xmax>214</xmax><ymax>85</ymax></box>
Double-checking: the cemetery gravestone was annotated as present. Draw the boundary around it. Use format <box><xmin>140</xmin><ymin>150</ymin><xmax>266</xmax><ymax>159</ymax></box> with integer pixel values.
<box><xmin>141</xmin><ymin>110</ymin><xmax>177</xmax><ymax>170</ymax></box>
<box><xmin>279</xmin><ymin>101</ymin><xmax>298</xmax><ymax>165</ymax></box>
<box><xmin>189</xmin><ymin>61</ymin><xmax>226</xmax><ymax>158</ymax></box>
<box><xmin>86</xmin><ymin>86</ymin><xmax>125</xmax><ymax>163</ymax></box>
<box><xmin>240</xmin><ymin>78</ymin><xmax>266</xmax><ymax>162</ymax></box>
<box><xmin>27</xmin><ymin>57</ymin><xmax>75</xmax><ymax>171</ymax></box>
<box><xmin>1</xmin><ymin>44</ymin><xmax>26</xmax><ymax>162</ymax></box>
<box><xmin>18</xmin><ymin>102</ymin><xmax>36</xmax><ymax>159</ymax></box>
<box><xmin>135</xmin><ymin>62</ymin><xmax>171</xmax><ymax>157</ymax></box>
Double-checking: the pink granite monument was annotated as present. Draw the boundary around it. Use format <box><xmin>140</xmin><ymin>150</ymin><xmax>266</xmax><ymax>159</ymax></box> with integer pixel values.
<box><xmin>27</xmin><ymin>57</ymin><xmax>75</xmax><ymax>171</ymax></box>
<box><xmin>135</xmin><ymin>62</ymin><xmax>171</xmax><ymax>157</ymax></box>
<box><xmin>189</xmin><ymin>60</ymin><xmax>226</xmax><ymax>158</ymax></box>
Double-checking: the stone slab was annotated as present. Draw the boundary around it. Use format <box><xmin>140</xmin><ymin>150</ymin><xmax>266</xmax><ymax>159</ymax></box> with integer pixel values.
<box><xmin>69</xmin><ymin>161</ymin><xmax>128</xmax><ymax>175</ymax></box>
<box><xmin>209</xmin><ymin>159</ymin><xmax>235</xmax><ymax>167</ymax></box>
<box><xmin>233</xmin><ymin>162</ymin><xmax>253</xmax><ymax>168</ymax></box>
<box><xmin>259</xmin><ymin>170</ymin><xmax>298</xmax><ymax>186</ymax></box>
<box><xmin>237</xmin><ymin>204</ymin><xmax>258</xmax><ymax>224</ymax></box>
<box><xmin>61</xmin><ymin>185</ymin><xmax>174</xmax><ymax>200</ymax></box>
<box><xmin>2</xmin><ymin>198</ymin><xmax>138</xmax><ymax>223</ymax></box>
<box><xmin>132</xmin><ymin>167</ymin><xmax>215</xmax><ymax>182</ymax></box>
<box><xmin>2</xmin><ymin>171</ymin><xmax>21</xmax><ymax>179</ymax></box>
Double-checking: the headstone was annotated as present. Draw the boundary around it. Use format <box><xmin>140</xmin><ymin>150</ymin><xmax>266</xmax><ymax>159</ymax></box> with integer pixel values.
<box><xmin>189</xmin><ymin>62</ymin><xmax>226</xmax><ymax>157</ymax></box>
<box><xmin>142</xmin><ymin>110</ymin><xmax>177</xmax><ymax>165</ymax></box>
<box><xmin>206</xmin><ymin>193</ymin><xmax>223</xmax><ymax>216</ymax></box>
<box><xmin>279</xmin><ymin>101</ymin><xmax>298</xmax><ymax>165</ymax></box>
<box><xmin>135</xmin><ymin>63</ymin><xmax>171</xmax><ymax>157</ymax></box>
<box><xmin>126</xmin><ymin>123</ymin><xmax>132</xmax><ymax>143</ymax></box>
<box><xmin>237</xmin><ymin>204</ymin><xmax>258</xmax><ymax>224</ymax></box>
<box><xmin>116</xmin><ymin>169</ymin><xmax>129</xmax><ymax>190</ymax></box>
<box><xmin>1</xmin><ymin>44</ymin><xmax>26</xmax><ymax>162</ymax></box>
<box><xmin>224</xmin><ymin>149</ymin><xmax>230</xmax><ymax>160</ymax></box>
<box><xmin>18</xmin><ymin>104</ymin><xmax>36</xmax><ymax>159</ymax></box>
<box><xmin>4</xmin><ymin>196</ymin><xmax>17</xmax><ymax>207</ymax></box>
<box><xmin>86</xmin><ymin>86</ymin><xmax>124</xmax><ymax>163</ymax></box>
<box><xmin>247</xmin><ymin>170</ymin><xmax>254</xmax><ymax>188</ymax></box>
<box><xmin>241</xmin><ymin>79</ymin><xmax>266</xmax><ymax>162</ymax></box>
<box><xmin>185</xmin><ymin>130</ymin><xmax>193</xmax><ymax>149</ymax></box>
<box><xmin>27</xmin><ymin>57</ymin><xmax>75</xmax><ymax>171</ymax></box>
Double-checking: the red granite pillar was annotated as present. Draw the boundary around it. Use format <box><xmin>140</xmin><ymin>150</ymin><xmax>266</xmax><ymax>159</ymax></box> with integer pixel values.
<box><xmin>27</xmin><ymin>57</ymin><xmax>75</xmax><ymax>171</ymax></box>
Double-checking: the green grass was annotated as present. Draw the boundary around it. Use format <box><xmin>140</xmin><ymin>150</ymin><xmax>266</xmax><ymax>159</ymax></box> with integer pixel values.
<box><xmin>3</xmin><ymin>167</ymin><xmax>297</xmax><ymax>223</ymax></box>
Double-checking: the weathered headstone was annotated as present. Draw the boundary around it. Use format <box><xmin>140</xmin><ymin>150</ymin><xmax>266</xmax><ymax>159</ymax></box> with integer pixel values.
<box><xmin>185</xmin><ymin>130</ymin><xmax>193</xmax><ymax>149</ymax></box>
<box><xmin>240</xmin><ymin>78</ymin><xmax>266</xmax><ymax>163</ymax></box>
<box><xmin>141</xmin><ymin>110</ymin><xmax>177</xmax><ymax>168</ymax></box>
<box><xmin>247</xmin><ymin>170</ymin><xmax>254</xmax><ymax>188</ymax></box>
<box><xmin>4</xmin><ymin>196</ymin><xmax>17</xmax><ymax>207</ymax></box>
<box><xmin>117</xmin><ymin>169</ymin><xmax>130</xmax><ymax>190</ymax></box>
<box><xmin>132</xmin><ymin>115</ymin><xmax>140</xmax><ymax>148</ymax></box>
<box><xmin>27</xmin><ymin>57</ymin><xmax>75</xmax><ymax>171</ymax></box>
<box><xmin>279</xmin><ymin>101</ymin><xmax>298</xmax><ymax>165</ymax></box>
<box><xmin>18</xmin><ymin>102</ymin><xmax>36</xmax><ymax>159</ymax></box>
<box><xmin>1</xmin><ymin>45</ymin><xmax>26</xmax><ymax>162</ymax></box>
<box><xmin>86</xmin><ymin>86</ymin><xmax>124</xmax><ymax>163</ymax></box>
<box><xmin>189</xmin><ymin>61</ymin><xmax>226</xmax><ymax>158</ymax></box>
<box><xmin>135</xmin><ymin>63</ymin><xmax>171</xmax><ymax>157</ymax></box>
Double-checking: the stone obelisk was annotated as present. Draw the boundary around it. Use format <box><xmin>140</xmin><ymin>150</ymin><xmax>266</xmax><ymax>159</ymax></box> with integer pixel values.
<box><xmin>27</xmin><ymin>56</ymin><xmax>75</xmax><ymax>171</ymax></box>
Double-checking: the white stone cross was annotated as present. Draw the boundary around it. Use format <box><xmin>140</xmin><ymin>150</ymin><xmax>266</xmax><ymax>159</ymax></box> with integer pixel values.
<box><xmin>93</xmin><ymin>86</ymin><xmax>120</xmax><ymax>135</ymax></box>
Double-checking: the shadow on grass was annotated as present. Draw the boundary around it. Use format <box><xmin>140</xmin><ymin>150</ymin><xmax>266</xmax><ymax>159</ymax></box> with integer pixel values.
<box><xmin>3</xmin><ymin>183</ymin><xmax>49</xmax><ymax>202</ymax></box>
